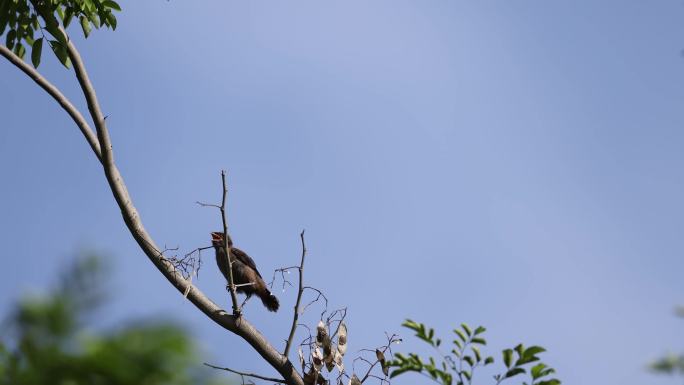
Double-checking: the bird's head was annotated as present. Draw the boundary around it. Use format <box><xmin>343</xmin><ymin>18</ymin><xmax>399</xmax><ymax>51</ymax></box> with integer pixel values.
<box><xmin>210</xmin><ymin>231</ymin><xmax>224</xmax><ymax>247</ymax></box>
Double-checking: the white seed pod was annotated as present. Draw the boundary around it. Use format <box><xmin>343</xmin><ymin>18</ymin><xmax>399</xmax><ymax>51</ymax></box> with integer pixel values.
<box><xmin>336</xmin><ymin>322</ymin><xmax>348</xmax><ymax>356</ymax></box>
<box><xmin>316</xmin><ymin>320</ymin><xmax>329</xmax><ymax>346</ymax></box>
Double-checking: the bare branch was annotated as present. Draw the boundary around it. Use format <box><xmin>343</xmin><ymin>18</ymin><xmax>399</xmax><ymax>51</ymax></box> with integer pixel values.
<box><xmin>219</xmin><ymin>170</ymin><xmax>240</xmax><ymax>315</ymax></box>
<box><xmin>204</xmin><ymin>363</ymin><xmax>286</xmax><ymax>384</ymax></box>
<box><xmin>284</xmin><ymin>230</ymin><xmax>307</xmax><ymax>357</ymax></box>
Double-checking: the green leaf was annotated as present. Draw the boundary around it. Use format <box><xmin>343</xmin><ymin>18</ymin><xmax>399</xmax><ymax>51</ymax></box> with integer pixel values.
<box><xmin>14</xmin><ymin>42</ymin><xmax>25</xmax><ymax>59</ymax></box>
<box><xmin>49</xmin><ymin>40</ymin><xmax>71</xmax><ymax>69</ymax></box>
<box><xmin>454</xmin><ymin>329</ymin><xmax>467</xmax><ymax>343</ymax></box>
<box><xmin>31</xmin><ymin>38</ymin><xmax>43</xmax><ymax>68</ymax></box>
<box><xmin>63</xmin><ymin>8</ymin><xmax>74</xmax><ymax>28</ymax></box>
<box><xmin>471</xmin><ymin>337</ymin><xmax>486</xmax><ymax>345</ymax></box>
<box><xmin>503</xmin><ymin>349</ymin><xmax>513</xmax><ymax>368</ymax></box>
<box><xmin>6</xmin><ymin>29</ymin><xmax>16</xmax><ymax>50</ymax></box>
<box><xmin>80</xmin><ymin>16</ymin><xmax>91</xmax><ymax>38</ymax></box>
<box><xmin>103</xmin><ymin>0</ymin><xmax>122</xmax><ymax>11</ymax></box>
<box><xmin>463</xmin><ymin>355</ymin><xmax>474</xmax><ymax>367</ymax></box>
<box><xmin>471</xmin><ymin>346</ymin><xmax>481</xmax><ymax>362</ymax></box>
<box><xmin>461</xmin><ymin>323</ymin><xmax>472</xmax><ymax>337</ymax></box>
<box><xmin>505</xmin><ymin>367</ymin><xmax>526</xmax><ymax>378</ymax></box>
<box><xmin>537</xmin><ymin>380</ymin><xmax>561</xmax><ymax>385</ymax></box>
<box><xmin>45</xmin><ymin>23</ymin><xmax>67</xmax><ymax>47</ymax></box>
<box><xmin>474</xmin><ymin>326</ymin><xmax>486</xmax><ymax>335</ymax></box>
<box><xmin>105</xmin><ymin>12</ymin><xmax>117</xmax><ymax>30</ymax></box>
<box><xmin>484</xmin><ymin>356</ymin><xmax>494</xmax><ymax>365</ymax></box>
<box><xmin>0</xmin><ymin>0</ymin><xmax>10</xmax><ymax>36</ymax></box>
<box><xmin>524</xmin><ymin>346</ymin><xmax>547</xmax><ymax>357</ymax></box>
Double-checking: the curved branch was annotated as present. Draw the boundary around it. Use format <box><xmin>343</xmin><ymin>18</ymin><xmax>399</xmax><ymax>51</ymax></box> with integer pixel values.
<box><xmin>0</xmin><ymin>36</ymin><xmax>305</xmax><ymax>385</ymax></box>
<box><xmin>64</xmin><ymin>36</ymin><xmax>304</xmax><ymax>385</ymax></box>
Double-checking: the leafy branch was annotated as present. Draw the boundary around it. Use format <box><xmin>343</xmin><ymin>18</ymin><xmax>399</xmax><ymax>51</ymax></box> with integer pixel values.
<box><xmin>388</xmin><ymin>320</ymin><xmax>561</xmax><ymax>385</ymax></box>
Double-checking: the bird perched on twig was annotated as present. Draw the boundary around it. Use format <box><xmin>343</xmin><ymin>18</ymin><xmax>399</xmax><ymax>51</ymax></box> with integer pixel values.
<box><xmin>210</xmin><ymin>232</ymin><xmax>279</xmax><ymax>312</ymax></box>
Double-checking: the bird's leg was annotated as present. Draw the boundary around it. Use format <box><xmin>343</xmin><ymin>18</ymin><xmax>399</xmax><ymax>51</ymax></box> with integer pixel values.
<box><xmin>241</xmin><ymin>294</ymin><xmax>252</xmax><ymax>309</ymax></box>
<box><xmin>225</xmin><ymin>284</ymin><xmax>243</xmax><ymax>316</ymax></box>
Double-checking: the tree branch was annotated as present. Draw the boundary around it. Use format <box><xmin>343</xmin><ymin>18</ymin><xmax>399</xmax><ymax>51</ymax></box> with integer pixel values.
<box><xmin>284</xmin><ymin>230</ymin><xmax>307</xmax><ymax>357</ymax></box>
<box><xmin>0</xmin><ymin>32</ymin><xmax>305</xmax><ymax>385</ymax></box>
<box><xmin>204</xmin><ymin>363</ymin><xmax>287</xmax><ymax>384</ymax></box>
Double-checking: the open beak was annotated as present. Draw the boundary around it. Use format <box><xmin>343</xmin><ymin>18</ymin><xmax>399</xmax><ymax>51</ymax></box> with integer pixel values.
<box><xmin>211</xmin><ymin>232</ymin><xmax>223</xmax><ymax>242</ymax></box>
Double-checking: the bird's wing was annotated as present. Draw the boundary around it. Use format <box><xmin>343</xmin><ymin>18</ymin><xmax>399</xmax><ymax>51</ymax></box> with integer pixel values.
<box><xmin>231</xmin><ymin>247</ymin><xmax>263</xmax><ymax>278</ymax></box>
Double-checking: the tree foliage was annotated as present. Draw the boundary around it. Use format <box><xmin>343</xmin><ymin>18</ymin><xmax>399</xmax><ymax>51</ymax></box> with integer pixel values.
<box><xmin>0</xmin><ymin>0</ymin><xmax>120</xmax><ymax>68</ymax></box>
<box><xmin>389</xmin><ymin>320</ymin><xmax>561</xmax><ymax>385</ymax></box>
<box><xmin>0</xmin><ymin>255</ymin><xmax>219</xmax><ymax>385</ymax></box>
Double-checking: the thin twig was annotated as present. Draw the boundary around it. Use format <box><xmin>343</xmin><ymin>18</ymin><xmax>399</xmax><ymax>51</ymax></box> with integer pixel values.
<box><xmin>284</xmin><ymin>230</ymin><xmax>307</xmax><ymax>357</ymax></box>
<box><xmin>219</xmin><ymin>170</ymin><xmax>240</xmax><ymax>315</ymax></box>
<box><xmin>204</xmin><ymin>363</ymin><xmax>286</xmax><ymax>383</ymax></box>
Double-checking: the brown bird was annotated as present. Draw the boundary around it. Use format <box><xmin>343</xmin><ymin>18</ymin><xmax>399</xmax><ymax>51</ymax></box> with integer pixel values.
<box><xmin>210</xmin><ymin>232</ymin><xmax>279</xmax><ymax>312</ymax></box>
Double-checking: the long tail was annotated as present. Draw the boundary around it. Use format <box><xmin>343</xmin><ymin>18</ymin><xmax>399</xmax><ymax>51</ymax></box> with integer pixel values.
<box><xmin>259</xmin><ymin>288</ymin><xmax>279</xmax><ymax>312</ymax></box>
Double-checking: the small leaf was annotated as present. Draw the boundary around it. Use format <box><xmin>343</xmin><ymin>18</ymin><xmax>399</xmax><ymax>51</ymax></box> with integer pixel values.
<box><xmin>471</xmin><ymin>346</ymin><xmax>481</xmax><ymax>362</ymax></box>
<box><xmin>471</xmin><ymin>337</ymin><xmax>487</xmax><ymax>345</ymax></box>
<box><xmin>103</xmin><ymin>0</ymin><xmax>122</xmax><ymax>11</ymax></box>
<box><xmin>454</xmin><ymin>329</ymin><xmax>467</xmax><ymax>343</ymax></box>
<box><xmin>461</xmin><ymin>323</ymin><xmax>472</xmax><ymax>337</ymax></box>
<box><xmin>63</xmin><ymin>8</ymin><xmax>74</xmax><ymax>28</ymax></box>
<box><xmin>6</xmin><ymin>29</ymin><xmax>16</xmax><ymax>50</ymax></box>
<box><xmin>80</xmin><ymin>16</ymin><xmax>91</xmax><ymax>38</ymax></box>
<box><xmin>49</xmin><ymin>40</ymin><xmax>71</xmax><ymax>68</ymax></box>
<box><xmin>503</xmin><ymin>349</ymin><xmax>513</xmax><ymax>368</ymax></box>
<box><xmin>505</xmin><ymin>367</ymin><xmax>526</xmax><ymax>378</ymax></box>
<box><xmin>14</xmin><ymin>43</ymin><xmax>25</xmax><ymax>59</ymax></box>
<box><xmin>474</xmin><ymin>326</ymin><xmax>486</xmax><ymax>335</ymax></box>
<box><xmin>484</xmin><ymin>356</ymin><xmax>494</xmax><ymax>365</ymax></box>
<box><xmin>31</xmin><ymin>37</ymin><xmax>43</xmax><ymax>68</ymax></box>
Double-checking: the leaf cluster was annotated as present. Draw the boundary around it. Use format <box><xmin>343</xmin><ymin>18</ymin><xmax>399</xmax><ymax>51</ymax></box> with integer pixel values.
<box><xmin>0</xmin><ymin>255</ymin><xmax>216</xmax><ymax>385</ymax></box>
<box><xmin>389</xmin><ymin>320</ymin><xmax>561</xmax><ymax>385</ymax></box>
<box><xmin>0</xmin><ymin>0</ymin><xmax>121</xmax><ymax>68</ymax></box>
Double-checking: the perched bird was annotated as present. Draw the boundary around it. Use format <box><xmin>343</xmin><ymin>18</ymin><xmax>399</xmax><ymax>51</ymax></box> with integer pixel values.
<box><xmin>210</xmin><ymin>232</ymin><xmax>279</xmax><ymax>312</ymax></box>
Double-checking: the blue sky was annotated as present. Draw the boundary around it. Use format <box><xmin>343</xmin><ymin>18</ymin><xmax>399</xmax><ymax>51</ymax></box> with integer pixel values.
<box><xmin>1</xmin><ymin>1</ymin><xmax>684</xmax><ymax>384</ymax></box>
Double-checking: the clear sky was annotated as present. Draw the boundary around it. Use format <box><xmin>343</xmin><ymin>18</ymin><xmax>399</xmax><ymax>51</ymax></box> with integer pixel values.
<box><xmin>1</xmin><ymin>1</ymin><xmax>684</xmax><ymax>384</ymax></box>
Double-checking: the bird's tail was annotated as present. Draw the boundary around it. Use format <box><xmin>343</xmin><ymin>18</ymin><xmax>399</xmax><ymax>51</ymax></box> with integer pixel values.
<box><xmin>259</xmin><ymin>289</ymin><xmax>280</xmax><ymax>312</ymax></box>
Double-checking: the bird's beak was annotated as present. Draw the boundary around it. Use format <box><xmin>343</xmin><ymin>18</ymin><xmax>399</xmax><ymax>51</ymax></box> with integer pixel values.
<box><xmin>211</xmin><ymin>232</ymin><xmax>223</xmax><ymax>242</ymax></box>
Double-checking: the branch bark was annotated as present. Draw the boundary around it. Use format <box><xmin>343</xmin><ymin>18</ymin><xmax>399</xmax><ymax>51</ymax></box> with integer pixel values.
<box><xmin>284</xmin><ymin>230</ymin><xmax>307</xmax><ymax>357</ymax></box>
<box><xmin>0</xmin><ymin>33</ymin><xmax>304</xmax><ymax>385</ymax></box>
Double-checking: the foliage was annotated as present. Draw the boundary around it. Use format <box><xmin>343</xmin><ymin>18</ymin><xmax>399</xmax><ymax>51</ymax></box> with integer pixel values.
<box><xmin>388</xmin><ymin>320</ymin><xmax>561</xmax><ymax>385</ymax></box>
<box><xmin>649</xmin><ymin>307</ymin><xmax>684</xmax><ymax>377</ymax></box>
<box><xmin>0</xmin><ymin>0</ymin><xmax>121</xmax><ymax>68</ymax></box>
<box><xmin>0</xmin><ymin>255</ymin><xmax>219</xmax><ymax>385</ymax></box>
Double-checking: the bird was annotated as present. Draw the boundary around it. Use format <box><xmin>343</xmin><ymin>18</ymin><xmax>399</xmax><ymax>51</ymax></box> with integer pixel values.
<box><xmin>210</xmin><ymin>231</ymin><xmax>279</xmax><ymax>312</ymax></box>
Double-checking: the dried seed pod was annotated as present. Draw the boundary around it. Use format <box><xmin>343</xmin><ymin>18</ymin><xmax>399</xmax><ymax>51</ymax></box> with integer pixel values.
<box><xmin>336</xmin><ymin>322</ymin><xmax>348</xmax><ymax>356</ymax></box>
<box><xmin>376</xmin><ymin>349</ymin><xmax>388</xmax><ymax>376</ymax></box>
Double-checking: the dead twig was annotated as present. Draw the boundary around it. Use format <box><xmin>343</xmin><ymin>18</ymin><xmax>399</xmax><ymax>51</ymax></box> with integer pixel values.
<box><xmin>284</xmin><ymin>230</ymin><xmax>307</xmax><ymax>357</ymax></box>
<box><xmin>204</xmin><ymin>363</ymin><xmax>286</xmax><ymax>384</ymax></box>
